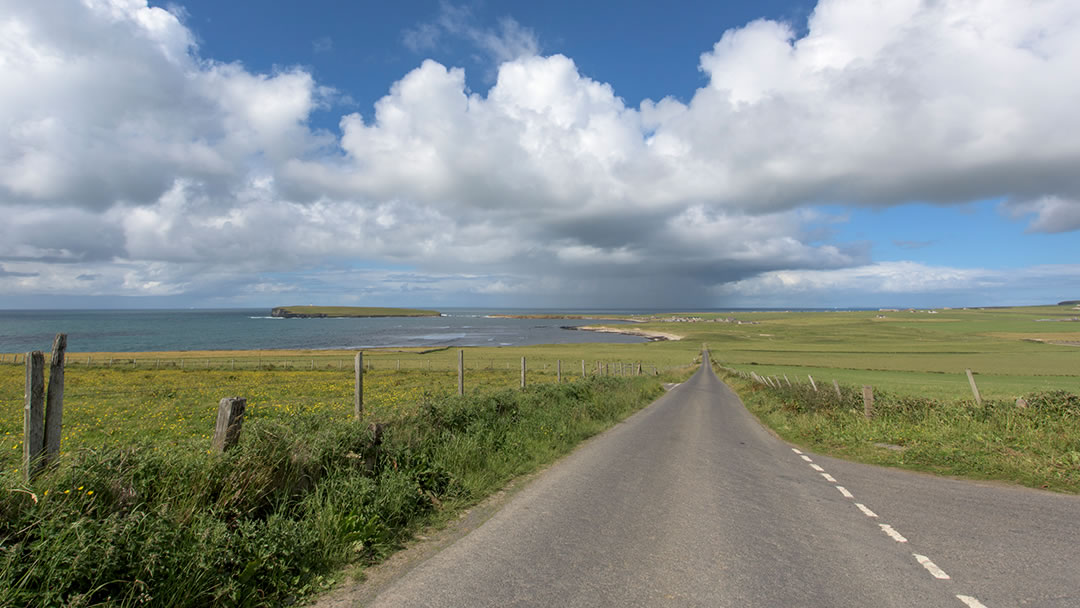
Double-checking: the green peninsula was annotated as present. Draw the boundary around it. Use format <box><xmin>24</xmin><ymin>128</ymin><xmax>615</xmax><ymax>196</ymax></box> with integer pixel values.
<box><xmin>270</xmin><ymin>306</ymin><xmax>440</xmax><ymax>318</ymax></box>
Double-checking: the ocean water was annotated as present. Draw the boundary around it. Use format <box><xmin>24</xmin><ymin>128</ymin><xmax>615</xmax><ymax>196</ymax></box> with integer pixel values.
<box><xmin>0</xmin><ymin>309</ymin><xmax>652</xmax><ymax>353</ymax></box>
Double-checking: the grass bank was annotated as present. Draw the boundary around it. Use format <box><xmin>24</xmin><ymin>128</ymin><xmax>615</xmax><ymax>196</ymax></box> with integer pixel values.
<box><xmin>1</xmin><ymin>374</ymin><xmax>675</xmax><ymax>606</ymax></box>
<box><xmin>715</xmin><ymin>361</ymin><xmax>1080</xmax><ymax>493</ymax></box>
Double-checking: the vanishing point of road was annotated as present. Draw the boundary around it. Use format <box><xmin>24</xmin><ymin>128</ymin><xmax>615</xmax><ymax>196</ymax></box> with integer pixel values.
<box><xmin>359</xmin><ymin>355</ymin><xmax>1080</xmax><ymax>607</ymax></box>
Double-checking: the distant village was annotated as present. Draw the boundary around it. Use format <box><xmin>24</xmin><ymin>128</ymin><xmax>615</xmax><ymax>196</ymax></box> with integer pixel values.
<box><xmin>644</xmin><ymin>315</ymin><xmax>760</xmax><ymax>325</ymax></box>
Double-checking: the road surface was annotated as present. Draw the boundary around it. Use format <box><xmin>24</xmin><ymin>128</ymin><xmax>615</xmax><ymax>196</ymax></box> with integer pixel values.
<box><xmin>361</xmin><ymin>358</ymin><xmax>1080</xmax><ymax>607</ymax></box>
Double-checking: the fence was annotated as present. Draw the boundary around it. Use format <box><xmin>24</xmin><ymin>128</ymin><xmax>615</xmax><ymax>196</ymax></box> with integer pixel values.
<box><xmin>11</xmin><ymin>341</ymin><xmax>683</xmax><ymax>479</ymax></box>
<box><xmin>713</xmin><ymin>360</ymin><xmax>1025</xmax><ymax>418</ymax></box>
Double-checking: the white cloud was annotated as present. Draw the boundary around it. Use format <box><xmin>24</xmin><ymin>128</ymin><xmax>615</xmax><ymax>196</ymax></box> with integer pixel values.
<box><xmin>1001</xmin><ymin>196</ymin><xmax>1080</xmax><ymax>234</ymax></box>
<box><xmin>2</xmin><ymin>0</ymin><xmax>1080</xmax><ymax>306</ymax></box>
<box><xmin>716</xmin><ymin>262</ymin><xmax>1080</xmax><ymax>307</ymax></box>
<box><xmin>403</xmin><ymin>2</ymin><xmax>539</xmax><ymax>64</ymax></box>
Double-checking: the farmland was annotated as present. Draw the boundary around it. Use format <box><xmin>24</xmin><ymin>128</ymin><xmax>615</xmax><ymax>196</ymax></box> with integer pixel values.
<box><xmin>3</xmin><ymin>304</ymin><xmax>1079</xmax><ymax>464</ymax></box>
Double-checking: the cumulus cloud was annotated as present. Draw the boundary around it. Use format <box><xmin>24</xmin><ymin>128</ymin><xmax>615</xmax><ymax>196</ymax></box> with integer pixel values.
<box><xmin>2</xmin><ymin>0</ymin><xmax>1080</xmax><ymax>306</ymax></box>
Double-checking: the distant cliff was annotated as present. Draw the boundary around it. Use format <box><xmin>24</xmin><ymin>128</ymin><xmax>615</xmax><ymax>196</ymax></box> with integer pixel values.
<box><xmin>271</xmin><ymin>306</ymin><xmax>441</xmax><ymax>318</ymax></box>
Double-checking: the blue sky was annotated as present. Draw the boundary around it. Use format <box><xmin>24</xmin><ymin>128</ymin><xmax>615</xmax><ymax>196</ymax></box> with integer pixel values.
<box><xmin>1</xmin><ymin>0</ymin><xmax>1079</xmax><ymax>309</ymax></box>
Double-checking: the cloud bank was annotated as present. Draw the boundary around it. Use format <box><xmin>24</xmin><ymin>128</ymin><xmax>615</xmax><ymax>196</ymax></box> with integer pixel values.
<box><xmin>2</xmin><ymin>0</ymin><xmax>1079</xmax><ymax>306</ymax></box>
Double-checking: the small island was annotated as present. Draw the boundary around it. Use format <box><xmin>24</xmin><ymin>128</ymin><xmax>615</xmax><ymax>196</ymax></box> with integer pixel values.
<box><xmin>271</xmin><ymin>306</ymin><xmax>441</xmax><ymax>318</ymax></box>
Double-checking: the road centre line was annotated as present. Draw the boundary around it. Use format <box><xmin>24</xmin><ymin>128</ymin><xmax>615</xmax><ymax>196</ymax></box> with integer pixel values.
<box><xmin>789</xmin><ymin>446</ymin><xmax>975</xmax><ymax>600</ymax></box>
<box><xmin>914</xmin><ymin>554</ymin><xmax>950</xmax><ymax>579</ymax></box>
<box><xmin>855</xmin><ymin>503</ymin><xmax>878</xmax><ymax>518</ymax></box>
<box><xmin>879</xmin><ymin>524</ymin><xmax>907</xmax><ymax>542</ymax></box>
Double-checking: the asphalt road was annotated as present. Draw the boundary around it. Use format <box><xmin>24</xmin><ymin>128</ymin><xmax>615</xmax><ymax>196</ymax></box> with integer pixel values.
<box><xmin>365</xmin><ymin>358</ymin><xmax>1080</xmax><ymax>607</ymax></box>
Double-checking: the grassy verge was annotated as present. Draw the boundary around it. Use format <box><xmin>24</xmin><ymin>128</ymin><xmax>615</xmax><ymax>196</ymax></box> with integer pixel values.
<box><xmin>0</xmin><ymin>372</ymin><xmax>678</xmax><ymax>607</ymax></box>
<box><xmin>715</xmin><ymin>361</ymin><xmax>1080</xmax><ymax>493</ymax></box>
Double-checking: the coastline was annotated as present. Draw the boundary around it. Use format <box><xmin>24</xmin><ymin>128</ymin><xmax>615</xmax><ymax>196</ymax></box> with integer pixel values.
<box><xmin>577</xmin><ymin>325</ymin><xmax>684</xmax><ymax>341</ymax></box>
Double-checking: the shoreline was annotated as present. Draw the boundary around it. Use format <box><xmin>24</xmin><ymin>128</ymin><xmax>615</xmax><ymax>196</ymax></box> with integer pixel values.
<box><xmin>576</xmin><ymin>325</ymin><xmax>684</xmax><ymax>342</ymax></box>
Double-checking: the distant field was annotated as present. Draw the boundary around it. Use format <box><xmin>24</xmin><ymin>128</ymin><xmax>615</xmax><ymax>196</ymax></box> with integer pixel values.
<box><xmin>271</xmin><ymin>306</ymin><xmax>440</xmax><ymax>317</ymax></box>
<box><xmin>620</xmin><ymin>305</ymin><xmax>1080</xmax><ymax>400</ymax></box>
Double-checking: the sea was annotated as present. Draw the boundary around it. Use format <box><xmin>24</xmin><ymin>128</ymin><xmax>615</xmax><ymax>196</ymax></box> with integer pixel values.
<box><xmin>0</xmin><ymin>308</ymin><xmax>661</xmax><ymax>353</ymax></box>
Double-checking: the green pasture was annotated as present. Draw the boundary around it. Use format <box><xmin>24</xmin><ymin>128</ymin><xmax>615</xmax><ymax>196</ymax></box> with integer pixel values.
<box><xmin>627</xmin><ymin>305</ymin><xmax>1080</xmax><ymax>399</ymax></box>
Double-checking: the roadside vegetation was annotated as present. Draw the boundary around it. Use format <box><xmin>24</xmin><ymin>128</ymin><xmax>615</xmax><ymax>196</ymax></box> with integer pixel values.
<box><xmin>717</xmin><ymin>361</ymin><xmax>1080</xmax><ymax>494</ymax></box>
<box><xmin>0</xmin><ymin>369</ymin><xmax>685</xmax><ymax>607</ymax></box>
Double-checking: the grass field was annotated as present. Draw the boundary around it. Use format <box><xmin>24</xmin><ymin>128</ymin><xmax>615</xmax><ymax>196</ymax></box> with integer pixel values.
<box><xmin>624</xmin><ymin>305</ymin><xmax>1080</xmax><ymax>399</ymax></box>
<box><xmin>0</xmin><ymin>345</ymin><xmax>699</xmax><ymax>471</ymax></box>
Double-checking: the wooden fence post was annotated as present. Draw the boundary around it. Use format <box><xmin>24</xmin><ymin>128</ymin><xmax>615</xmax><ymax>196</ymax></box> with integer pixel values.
<box><xmin>862</xmin><ymin>386</ymin><xmax>874</xmax><ymax>419</ymax></box>
<box><xmin>808</xmin><ymin>375</ymin><xmax>817</xmax><ymax>392</ymax></box>
<box><xmin>458</xmin><ymin>350</ymin><xmax>464</xmax><ymax>396</ymax></box>
<box><xmin>354</xmin><ymin>352</ymin><xmax>363</xmax><ymax>419</ymax></box>
<box><xmin>557</xmin><ymin>359</ymin><xmax>562</xmax><ymax>383</ymax></box>
<box><xmin>23</xmin><ymin>351</ymin><xmax>45</xmax><ymax>480</ymax></box>
<box><xmin>965</xmin><ymin>369</ymin><xmax>982</xmax><ymax>406</ymax></box>
<box><xmin>211</xmin><ymin>397</ymin><xmax>246</xmax><ymax>453</ymax></box>
<box><xmin>521</xmin><ymin>356</ymin><xmax>527</xmax><ymax>389</ymax></box>
<box><xmin>44</xmin><ymin>333</ymin><xmax>66</xmax><ymax>467</ymax></box>
<box><xmin>784</xmin><ymin>374</ymin><xmax>791</xmax><ymax>387</ymax></box>
<box><xmin>582</xmin><ymin>359</ymin><xmax>586</xmax><ymax>378</ymax></box>
<box><xmin>833</xmin><ymin>379</ymin><xmax>841</xmax><ymax>399</ymax></box>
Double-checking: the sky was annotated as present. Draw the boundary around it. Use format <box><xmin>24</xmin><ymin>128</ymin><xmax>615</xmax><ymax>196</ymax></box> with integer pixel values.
<box><xmin>2</xmin><ymin>0</ymin><xmax>1079</xmax><ymax>310</ymax></box>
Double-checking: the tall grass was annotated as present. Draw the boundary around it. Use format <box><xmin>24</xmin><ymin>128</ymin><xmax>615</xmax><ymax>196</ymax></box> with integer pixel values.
<box><xmin>716</xmin><ymin>362</ymin><xmax>1080</xmax><ymax>493</ymax></box>
<box><xmin>0</xmin><ymin>375</ymin><xmax>666</xmax><ymax>607</ymax></box>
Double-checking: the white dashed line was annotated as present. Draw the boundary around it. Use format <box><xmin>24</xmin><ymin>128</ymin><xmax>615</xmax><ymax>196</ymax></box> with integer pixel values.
<box><xmin>879</xmin><ymin>524</ymin><xmax>907</xmax><ymax>542</ymax></box>
<box><xmin>791</xmin><ymin>448</ymin><xmax>803</xmax><ymax>455</ymax></box>
<box><xmin>835</xmin><ymin>486</ymin><xmax>854</xmax><ymax>498</ymax></box>
<box><xmin>800</xmin><ymin>454</ymin><xmax>813</xmax><ymax>462</ymax></box>
<box><xmin>914</xmin><ymin>554</ymin><xmax>950</xmax><ymax>579</ymax></box>
<box><xmin>821</xmin><ymin>473</ymin><xmax>837</xmax><ymax>482</ymax></box>
<box><xmin>810</xmin><ymin>463</ymin><xmax>824</xmax><ymax>472</ymax></box>
<box><xmin>855</xmin><ymin>503</ymin><xmax>878</xmax><ymax>518</ymax></box>
<box><xmin>956</xmin><ymin>595</ymin><xmax>988</xmax><ymax>608</ymax></box>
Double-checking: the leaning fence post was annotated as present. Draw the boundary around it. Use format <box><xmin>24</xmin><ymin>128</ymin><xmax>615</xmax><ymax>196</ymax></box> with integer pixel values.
<box><xmin>23</xmin><ymin>351</ymin><xmax>46</xmax><ymax>480</ymax></box>
<box><xmin>965</xmin><ymin>369</ymin><xmax>982</xmax><ymax>406</ymax></box>
<box><xmin>458</xmin><ymin>349</ymin><xmax>464</xmax><ymax>396</ymax></box>
<box><xmin>784</xmin><ymin>374</ymin><xmax>791</xmax><ymax>387</ymax></box>
<box><xmin>354</xmin><ymin>352</ymin><xmax>363</xmax><ymax>418</ymax></box>
<box><xmin>44</xmin><ymin>333</ymin><xmax>66</xmax><ymax>467</ymax></box>
<box><xmin>212</xmin><ymin>397</ymin><xmax>246</xmax><ymax>453</ymax></box>
<box><xmin>862</xmin><ymin>386</ymin><xmax>874</xmax><ymax>419</ymax></box>
<box><xmin>521</xmin><ymin>356</ymin><xmax>527</xmax><ymax>389</ymax></box>
<box><xmin>833</xmin><ymin>379</ymin><xmax>842</xmax><ymax>399</ymax></box>
<box><xmin>808</xmin><ymin>375</ymin><xmax>817</xmax><ymax>392</ymax></box>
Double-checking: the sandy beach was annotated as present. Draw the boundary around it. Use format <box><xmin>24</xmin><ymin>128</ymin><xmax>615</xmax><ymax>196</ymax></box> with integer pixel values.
<box><xmin>578</xmin><ymin>325</ymin><xmax>684</xmax><ymax>341</ymax></box>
